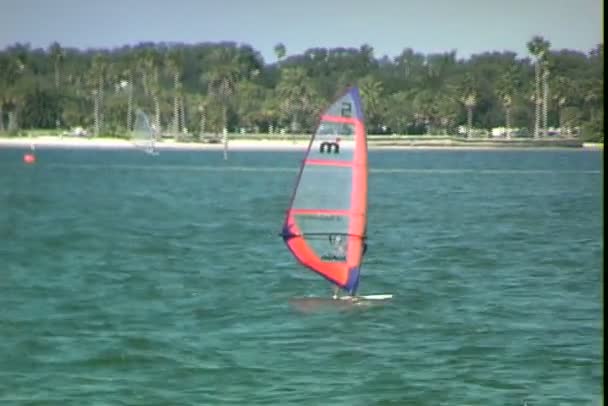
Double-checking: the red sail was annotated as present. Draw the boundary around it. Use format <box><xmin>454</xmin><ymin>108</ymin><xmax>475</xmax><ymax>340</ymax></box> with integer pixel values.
<box><xmin>281</xmin><ymin>87</ymin><xmax>367</xmax><ymax>295</ymax></box>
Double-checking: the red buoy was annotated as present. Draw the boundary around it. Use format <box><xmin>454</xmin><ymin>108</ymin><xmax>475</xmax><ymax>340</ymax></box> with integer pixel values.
<box><xmin>23</xmin><ymin>153</ymin><xmax>36</xmax><ymax>164</ymax></box>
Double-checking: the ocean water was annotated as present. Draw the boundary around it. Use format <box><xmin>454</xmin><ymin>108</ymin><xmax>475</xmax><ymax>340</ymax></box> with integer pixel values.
<box><xmin>0</xmin><ymin>147</ymin><xmax>603</xmax><ymax>405</ymax></box>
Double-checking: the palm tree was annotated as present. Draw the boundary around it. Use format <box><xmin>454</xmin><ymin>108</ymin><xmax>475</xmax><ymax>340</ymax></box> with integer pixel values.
<box><xmin>88</xmin><ymin>54</ymin><xmax>108</xmax><ymax>137</ymax></box>
<box><xmin>359</xmin><ymin>75</ymin><xmax>384</xmax><ymax>130</ymax></box>
<box><xmin>496</xmin><ymin>65</ymin><xmax>519</xmax><ymax>138</ymax></box>
<box><xmin>66</xmin><ymin>71</ymin><xmax>84</xmax><ymax>98</ymax></box>
<box><xmin>541</xmin><ymin>59</ymin><xmax>551</xmax><ymax>136</ymax></box>
<box><xmin>383</xmin><ymin>90</ymin><xmax>415</xmax><ymax>134</ymax></box>
<box><xmin>0</xmin><ymin>55</ymin><xmax>20</xmax><ymax>131</ymax></box>
<box><xmin>48</xmin><ymin>42</ymin><xmax>65</xmax><ymax>132</ymax></box>
<box><xmin>136</xmin><ymin>49</ymin><xmax>150</xmax><ymax>97</ymax></box>
<box><xmin>141</xmin><ymin>48</ymin><xmax>162</xmax><ymax>136</ymax></box>
<box><xmin>527</xmin><ymin>36</ymin><xmax>551</xmax><ymax>138</ymax></box>
<box><xmin>462</xmin><ymin>93</ymin><xmax>477</xmax><ymax>139</ymax></box>
<box><xmin>456</xmin><ymin>73</ymin><xmax>478</xmax><ymax>138</ymax></box>
<box><xmin>582</xmin><ymin>77</ymin><xmax>603</xmax><ymax>137</ymax></box>
<box><xmin>122</xmin><ymin>55</ymin><xmax>135</xmax><ymax>133</ymax></box>
<box><xmin>60</xmin><ymin>70</ymin><xmax>87</xmax><ymax>129</ymax></box>
<box><xmin>412</xmin><ymin>89</ymin><xmax>436</xmax><ymax>135</ymax></box>
<box><xmin>274</xmin><ymin>43</ymin><xmax>286</xmax><ymax>66</ymax></box>
<box><xmin>435</xmin><ymin>91</ymin><xmax>459</xmax><ymax>135</ymax></box>
<box><xmin>276</xmin><ymin>67</ymin><xmax>318</xmax><ymax>142</ymax></box>
<box><xmin>6</xmin><ymin>96</ymin><xmax>20</xmax><ymax>131</ymax></box>
<box><xmin>551</xmin><ymin>75</ymin><xmax>575</xmax><ymax>136</ymax></box>
<box><xmin>2</xmin><ymin>47</ymin><xmax>28</xmax><ymax>132</ymax></box>
<box><xmin>49</xmin><ymin>42</ymin><xmax>64</xmax><ymax>89</ymax></box>
<box><xmin>236</xmin><ymin>80</ymin><xmax>266</xmax><ymax>132</ymax></box>
<box><xmin>195</xmin><ymin>95</ymin><xmax>208</xmax><ymax>140</ymax></box>
<box><xmin>260</xmin><ymin>92</ymin><xmax>281</xmax><ymax>135</ymax></box>
<box><xmin>179</xmin><ymin>86</ymin><xmax>186</xmax><ymax>135</ymax></box>
<box><xmin>166</xmin><ymin>49</ymin><xmax>184</xmax><ymax>137</ymax></box>
<box><xmin>358</xmin><ymin>44</ymin><xmax>375</xmax><ymax>72</ymax></box>
<box><xmin>394</xmin><ymin>48</ymin><xmax>425</xmax><ymax>83</ymax></box>
<box><xmin>502</xmin><ymin>95</ymin><xmax>513</xmax><ymax>138</ymax></box>
<box><xmin>203</xmin><ymin>47</ymin><xmax>243</xmax><ymax>159</ymax></box>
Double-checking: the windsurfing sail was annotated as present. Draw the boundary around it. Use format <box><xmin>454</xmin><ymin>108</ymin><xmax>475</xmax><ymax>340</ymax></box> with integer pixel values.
<box><xmin>131</xmin><ymin>109</ymin><xmax>158</xmax><ymax>155</ymax></box>
<box><xmin>281</xmin><ymin>86</ymin><xmax>367</xmax><ymax>296</ymax></box>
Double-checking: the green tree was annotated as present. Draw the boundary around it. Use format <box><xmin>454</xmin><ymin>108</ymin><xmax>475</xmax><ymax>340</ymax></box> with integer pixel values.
<box><xmin>121</xmin><ymin>53</ymin><xmax>136</xmax><ymax>132</ymax></box>
<box><xmin>274</xmin><ymin>43</ymin><xmax>286</xmax><ymax>65</ymax></box>
<box><xmin>166</xmin><ymin>48</ymin><xmax>184</xmax><ymax>136</ymax></box>
<box><xmin>88</xmin><ymin>54</ymin><xmax>109</xmax><ymax>136</ymax></box>
<box><xmin>203</xmin><ymin>46</ymin><xmax>243</xmax><ymax>158</ymax></box>
<box><xmin>141</xmin><ymin>48</ymin><xmax>163</xmax><ymax>135</ymax></box>
<box><xmin>194</xmin><ymin>94</ymin><xmax>209</xmax><ymax>139</ymax></box>
<box><xmin>496</xmin><ymin>64</ymin><xmax>519</xmax><ymax>138</ymax></box>
<box><xmin>49</xmin><ymin>42</ymin><xmax>64</xmax><ymax>89</ymax></box>
<box><xmin>0</xmin><ymin>39</ymin><xmax>602</xmax><ymax>143</ymax></box>
<box><xmin>541</xmin><ymin>57</ymin><xmax>552</xmax><ymax>135</ymax></box>
<box><xmin>276</xmin><ymin>66</ymin><xmax>319</xmax><ymax>139</ymax></box>
<box><xmin>462</xmin><ymin>93</ymin><xmax>477</xmax><ymax>138</ymax></box>
<box><xmin>527</xmin><ymin>35</ymin><xmax>551</xmax><ymax>138</ymax></box>
<box><xmin>382</xmin><ymin>90</ymin><xmax>415</xmax><ymax>134</ymax></box>
<box><xmin>0</xmin><ymin>54</ymin><xmax>21</xmax><ymax>131</ymax></box>
<box><xmin>235</xmin><ymin>80</ymin><xmax>267</xmax><ymax>131</ymax></box>
<box><xmin>359</xmin><ymin>75</ymin><xmax>384</xmax><ymax>130</ymax></box>
<box><xmin>412</xmin><ymin>89</ymin><xmax>436</xmax><ymax>134</ymax></box>
<box><xmin>551</xmin><ymin>75</ymin><xmax>575</xmax><ymax>134</ymax></box>
<box><xmin>4</xmin><ymin>47</ymin><xmax>30</xmax><ymax>132</ymax></box>
<box><xmin>20</xmin><ymin>86</ymin><xmax>63</xmax><ymax>129</ymax></box>
<box><xmin>435</xmin><ymin>92</ymin><xmax>459</xmax><ymax>135</ymax></box>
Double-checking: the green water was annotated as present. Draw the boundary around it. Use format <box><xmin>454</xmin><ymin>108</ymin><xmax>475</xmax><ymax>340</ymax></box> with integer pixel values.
<box><xmin>0</xmin><ymin>147</ymin><xmax>603</xmax><ymax>405</ymax></box>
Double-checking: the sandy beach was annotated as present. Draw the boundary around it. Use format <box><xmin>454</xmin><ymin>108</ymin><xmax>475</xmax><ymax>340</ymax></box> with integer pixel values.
<box><xmin>0</xmin><ymin>135</ymin><xmax>601</xmax><ymax>151</ymax></box>
<box><xmin>0</xmin><ymin>136</ymin><xmax>309</xmax><ymax>151</ymax></box>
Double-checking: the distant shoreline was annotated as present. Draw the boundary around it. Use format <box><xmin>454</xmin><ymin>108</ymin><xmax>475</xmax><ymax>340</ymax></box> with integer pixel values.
<box><xmin>0</xmin><ymin>135</ymin><xmax>602</xmax><ymax>151</ymax></box>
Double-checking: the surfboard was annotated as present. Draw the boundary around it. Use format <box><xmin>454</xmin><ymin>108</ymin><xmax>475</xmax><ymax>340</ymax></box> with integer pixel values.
<box><xmin>280</xmin><ymin>86</ymin><xmax>391</xmax><ymax>300</ymax></box>
<box><xmin>349</xmin><ymin>294</ymin><xmax>393</xmax><ymax>301</ymax></box>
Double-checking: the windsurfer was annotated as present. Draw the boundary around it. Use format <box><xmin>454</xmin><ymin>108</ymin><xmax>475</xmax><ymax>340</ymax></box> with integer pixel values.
<box><xmin>330</xmin><ymin>236</ymin><xmax>345</xmax><ymax>299</ymax></box>
<box><xmin>332</xmin><ymin>235</ymin><xmax>346</xmax><ymax>256</ymax></box>
<box><xmin>328</xmin><ymin>234</ymin><xmax>369</xmax><ymax>299</ymax></box>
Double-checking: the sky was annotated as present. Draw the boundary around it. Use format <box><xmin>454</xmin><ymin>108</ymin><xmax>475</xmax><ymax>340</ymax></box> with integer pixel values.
<box><xmin>0</xmin><ymin>0</ymin><xmax>603</xmax><ymax>63</ymax></box>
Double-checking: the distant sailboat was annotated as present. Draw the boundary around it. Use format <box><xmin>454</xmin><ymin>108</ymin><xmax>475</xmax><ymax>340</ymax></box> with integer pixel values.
<box><xmin>280</xmin><ymin>86</ymin><xmax>392</xmax><ymax>303</ymax></box>
<box><xmin>131</xmin><ymin>109</ymin><xmax>159</xmax><ymax>155</ymax></box>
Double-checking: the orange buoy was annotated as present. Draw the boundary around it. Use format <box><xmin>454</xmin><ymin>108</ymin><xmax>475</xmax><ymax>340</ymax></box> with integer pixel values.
<box><xmin>23</xmin><ymin>153</ymin><xmax>36</xmax><ymax>164</ymax></box>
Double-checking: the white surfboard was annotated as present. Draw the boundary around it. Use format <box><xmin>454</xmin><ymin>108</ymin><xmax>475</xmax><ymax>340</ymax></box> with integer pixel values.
<box><xmin>340</xmin><ymin>294</ymin><xmax>393</xmax><ymax>303</ymax></box>
<box><xmin>339</xmin><ymin>294</ymin><xmax>392</xmax><ymax>301</ymax></box>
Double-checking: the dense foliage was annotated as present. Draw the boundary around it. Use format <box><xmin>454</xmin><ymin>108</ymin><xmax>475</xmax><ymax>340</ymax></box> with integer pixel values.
<box><xmin>0</xmin><ymin>39</ymin><xmax>603</xmax><ymax>141</ymax></box>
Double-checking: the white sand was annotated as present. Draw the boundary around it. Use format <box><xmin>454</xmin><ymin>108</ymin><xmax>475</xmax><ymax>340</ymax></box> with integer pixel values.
<box><xmin>0</xmin><ymin>136</ymin><xmax>309</xmax><ymax>151</ymax></box>
<box><xmin>0</xmin><ymin>136</ymin><xmax>594</xmax><ymax>151</ymax></box>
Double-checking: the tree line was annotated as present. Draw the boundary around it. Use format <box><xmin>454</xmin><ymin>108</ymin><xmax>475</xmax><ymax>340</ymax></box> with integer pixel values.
<box><xmin>0</xmin><ymin>38</ymin><xmax>603</xmax><ymax>141</ymax></box>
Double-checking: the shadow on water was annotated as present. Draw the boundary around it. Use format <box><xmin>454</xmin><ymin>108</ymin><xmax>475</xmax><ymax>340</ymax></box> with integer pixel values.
<box><xmin>288</xmin><ymin>297</ymin><xmax>394</xmax><ymax>313</ymax></box>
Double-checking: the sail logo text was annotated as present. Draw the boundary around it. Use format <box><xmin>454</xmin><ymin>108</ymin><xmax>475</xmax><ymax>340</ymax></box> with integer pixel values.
<box><xmin>341</xmin><ymin>102</ymin><xmax>352</xmax><ymax>117</ymax></box>
<box><xmin>321</xmin><ymin>254</ymin><xmax>346</xmax><ymax>261</ymax></box>
<box><xmin>319</xmin><ymin>141</ymin><xmax>340</xmax><ymax>154</ymax></box>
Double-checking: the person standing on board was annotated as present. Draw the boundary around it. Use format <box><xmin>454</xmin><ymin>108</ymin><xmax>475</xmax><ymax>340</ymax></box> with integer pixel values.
<box><xmin>329</xmin><ymin>235</ymin><xmax>346</xmax><ymax>299</ymax></box>
<box><xmin>333</xmin><ymin>286</ymin><xmax>341</xmax><ymax>299</ymax></box>
<box><xmin>330</xmin><ymin>235</ymin><xmax>368</xmax><ymax>299</ymax></box>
